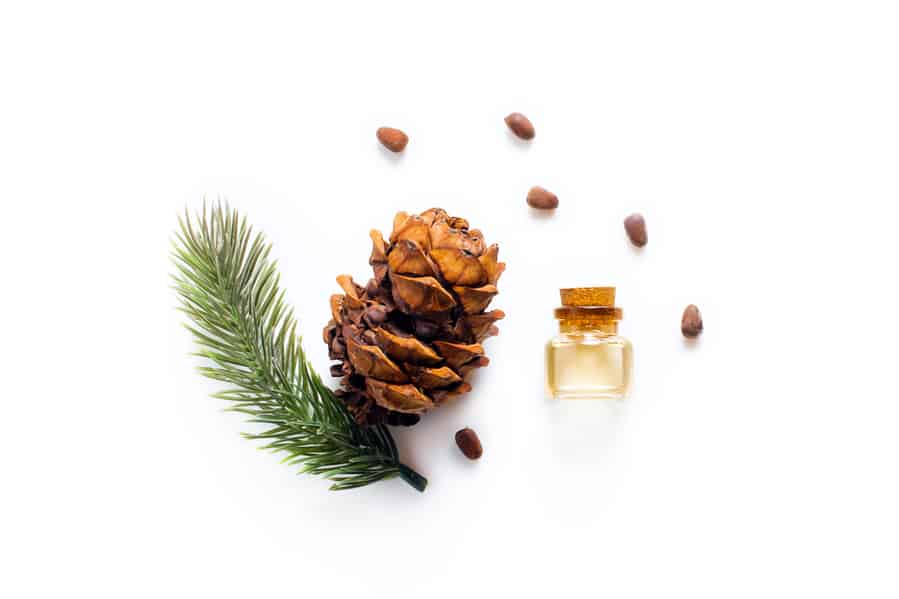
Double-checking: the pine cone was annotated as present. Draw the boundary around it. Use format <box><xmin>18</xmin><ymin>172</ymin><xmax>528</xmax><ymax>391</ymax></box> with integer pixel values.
<box><xmin>323</xmin><ymin>208</ymin><xmax>505</xmax><ymax>426</ymax></box>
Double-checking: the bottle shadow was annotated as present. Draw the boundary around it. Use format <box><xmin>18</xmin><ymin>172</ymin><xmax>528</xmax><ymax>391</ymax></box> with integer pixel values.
<box><xmin>544</xmin><ymin>399</ymin><xmax>628</xmax><ymax>463</ymax></box>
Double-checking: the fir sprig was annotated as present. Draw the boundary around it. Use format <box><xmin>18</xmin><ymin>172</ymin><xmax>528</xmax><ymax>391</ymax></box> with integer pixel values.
<box><xmin>171</xmin><ymin>203</ymin><xmax>427</xmax><ymax>492</ymax></box>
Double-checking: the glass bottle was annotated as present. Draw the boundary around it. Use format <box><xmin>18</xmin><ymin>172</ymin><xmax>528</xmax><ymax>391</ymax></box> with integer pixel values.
<box><xmin>545</xmin><ymin>287</ymin><xmax>633</xmax><ymax>399</ymax></box>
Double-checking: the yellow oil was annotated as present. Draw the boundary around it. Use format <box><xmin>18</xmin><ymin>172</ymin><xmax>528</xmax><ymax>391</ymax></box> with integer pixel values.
<box><xmin>546</xmin><ymin>332</ymin><xmax>632</xmax><ymax>399</ymax></box>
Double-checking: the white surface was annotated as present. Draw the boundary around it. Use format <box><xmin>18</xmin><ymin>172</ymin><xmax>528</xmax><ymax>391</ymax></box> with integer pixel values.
<box><xmin>2</xmin><ymin>1</ymin><xmax>898</xmax><ymax>597</ymax></box>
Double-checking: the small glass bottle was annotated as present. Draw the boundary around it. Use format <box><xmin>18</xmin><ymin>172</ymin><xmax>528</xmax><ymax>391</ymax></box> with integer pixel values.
<box><xmin>545</xmin><ymin>287</ymin><xmax>633</xmax><ymax>400</ymax></box>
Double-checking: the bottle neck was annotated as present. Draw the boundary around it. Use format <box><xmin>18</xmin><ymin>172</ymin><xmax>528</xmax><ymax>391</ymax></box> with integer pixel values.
<box><xmin>558</xmin><ymin>319</ymin><xmax>619</xmax><ymax>334</ymax></box>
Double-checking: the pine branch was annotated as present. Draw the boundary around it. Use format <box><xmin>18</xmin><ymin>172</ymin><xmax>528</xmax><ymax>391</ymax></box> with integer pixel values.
<box><xmin>171</xmin><ymin>202</ymin><xmax>427</xmax><ymax>492</ymax></box>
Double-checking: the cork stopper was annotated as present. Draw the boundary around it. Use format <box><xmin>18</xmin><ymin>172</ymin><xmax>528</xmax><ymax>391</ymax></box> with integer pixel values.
<box><xmin>555</xmin><ymin>287</ymin><xmax>622</xmax><ymax>322</ymax></box>
<box><xmin>560</xmin><ymin>287</ymin><xmax>616</xmax><ymax>307</ymax></box>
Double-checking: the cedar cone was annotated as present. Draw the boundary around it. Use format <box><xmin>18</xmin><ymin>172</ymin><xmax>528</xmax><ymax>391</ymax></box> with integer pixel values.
<box><xmin>323</xmin><ymin>208</ymin><xmax>505</xmax><ymax>426</ymax></box>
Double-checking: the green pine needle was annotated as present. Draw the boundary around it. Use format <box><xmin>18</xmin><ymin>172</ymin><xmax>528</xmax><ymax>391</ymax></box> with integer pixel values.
<box><xmin>171</xmin><ymin>202</ymin><xmax>427</xmax><ymax>492</ymax></box>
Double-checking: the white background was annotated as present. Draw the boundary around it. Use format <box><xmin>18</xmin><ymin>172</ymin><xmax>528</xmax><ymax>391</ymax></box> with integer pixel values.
<box><xmin>2</xmin><ymin>1</ymin><xmax>898</xmax><ymax>597</ymax></box>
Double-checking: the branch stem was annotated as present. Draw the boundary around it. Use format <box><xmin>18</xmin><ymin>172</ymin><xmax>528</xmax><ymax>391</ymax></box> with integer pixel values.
<box><xmin>398</xmin><ymin>463</ymin><xmax>428</xmax><ymax>492</ymax></box>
